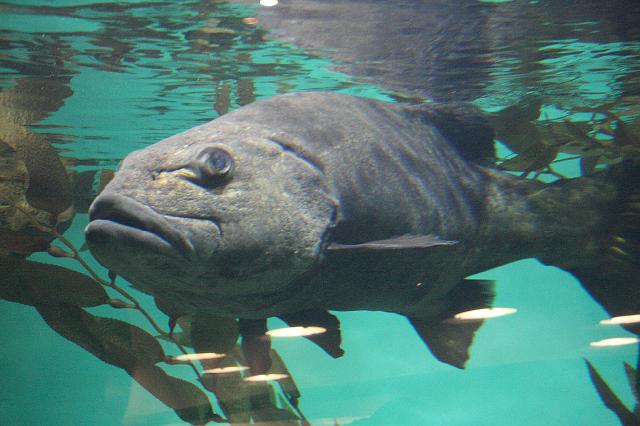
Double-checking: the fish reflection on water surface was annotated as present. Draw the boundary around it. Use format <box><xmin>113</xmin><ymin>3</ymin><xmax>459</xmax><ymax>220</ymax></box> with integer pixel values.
<box><xmin>85</xmin><ymin>91</ymin><xmax>640</xmax><ymax>369</ymax></box>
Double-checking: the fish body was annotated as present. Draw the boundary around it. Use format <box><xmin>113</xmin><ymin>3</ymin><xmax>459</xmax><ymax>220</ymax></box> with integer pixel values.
<box><xmin>86</xmin><ymin>92</ymin><xmax>639</xmax><ymax>367</ymax></box>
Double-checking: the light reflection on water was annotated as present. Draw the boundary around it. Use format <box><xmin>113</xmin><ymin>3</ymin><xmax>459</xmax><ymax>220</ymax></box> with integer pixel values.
<box><xmin>0</xmin><ymin>1</ymin><xmax>639</xmax><ymax>425</ymax></box>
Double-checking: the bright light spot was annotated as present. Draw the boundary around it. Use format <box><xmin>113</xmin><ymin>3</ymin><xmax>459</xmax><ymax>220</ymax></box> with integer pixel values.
<box><xmin>203</xmin><ymin>366</ymin><xmax>249</xmax><ymax>374</ymax></box>
<box><xmin>172</xmin><ymin>352</ymin><xmax>225</xmax><ymax>362</ymax></box>
<box><xmin>244</xmin><ymin>373</ymin><xmax>288</xmax><ymax>382</ymax></box>
<box><xmin>266</xmin><ymin>326</ymin><xmax>326</xmax><ymax>338</ymax></box>
<box><xmin>453</xmin><ymin>307</ymin><xmax>517</xmax><ymax>321</ymax></box>
<box><xmin>600</xmin><ymin>314</ymin><xmax>640</xmax><ymax>325</ymax></box>
<box><xmin>590</xmin><ymin>337</ymin><xmax>640</xmax><ymax>347</ymax></box>
<box><xmin>260</xmin><ymin>0</ymin><xmax>278</xmax><ymax>7</ymax></box>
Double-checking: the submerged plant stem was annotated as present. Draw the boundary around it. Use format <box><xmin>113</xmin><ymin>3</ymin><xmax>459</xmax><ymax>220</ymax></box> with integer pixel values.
<box><xmin>16</xmin><ymin>206</ymin><xmax>202</xmax><ymax>379</ymax></box>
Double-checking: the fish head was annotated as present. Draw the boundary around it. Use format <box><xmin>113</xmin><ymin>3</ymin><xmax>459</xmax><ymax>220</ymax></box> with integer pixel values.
<box><xmin>85</xmin><ymin>120</ymin><xmax>337</xmax><ymax>309</ymax></box>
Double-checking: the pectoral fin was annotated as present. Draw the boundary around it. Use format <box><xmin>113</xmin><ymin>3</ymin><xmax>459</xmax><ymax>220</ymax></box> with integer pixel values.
<box><xmin>328</xmin><ymin>234</ymin><xmax>457</xmax><ymax>252</ymax></box>
<box><xmin>409</xmin><ymin>279</ymin><xmax>495</xmax><ymax>369</ymax></box>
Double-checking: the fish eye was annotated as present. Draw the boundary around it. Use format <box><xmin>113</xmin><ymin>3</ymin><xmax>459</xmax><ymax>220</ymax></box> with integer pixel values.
<box><xmin>193</xmin><ymin>146</ymin><xmax>234</xmax><ymax>184</ymax></box>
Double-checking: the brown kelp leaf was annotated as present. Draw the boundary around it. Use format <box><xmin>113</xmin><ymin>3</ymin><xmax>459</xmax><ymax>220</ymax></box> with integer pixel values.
<box><xmin>87</xmin><ymin>315</ymin><xmax>166</xmax><ymax>368</ymax></box>
<box><xmin>15</xmin><ymin>132</ymin><xmax>72</xmax><ymax>216</ymax></box>
<box><xmin>157</xmin><ymin>331</ymin><xmax>193</xmax><ymax>347</ymax></box>
<box><xmin>37</xmin><ymin>299</ymin><xmax>220</xmax><ymax>424</ymax></box>
<box><xmin>585</xmin><ymin>360</ymin><xmax>636</xmax><ymax>425</ymax></box>
<box><xmin>191</xmin><ymin>314</ymin><xmax>239</xmax><ymax>355</ymax></box>
<box><xmin>0</xmin><ymin>138</ymin><xmax>23</xmax><ymax>179</ymax></box>
<box><xmin>176</xmin><ymin>316</ymin><xmax>194</xmax><ymax>343</ymax></box>
<box><xmin>1</xmin><ymin>260</ymin><xmax>108</xmax><ymax>307</ymax></box>
<box><xmin>0</xmin><ymin>138</ymin><xmax>16</xmax><ymax>156</ymax></box>
<box><xmin>543</xmin><ymin>121</ymin><xmax>599</xmax><ymax>156</ymax></box>
<box><xmin>499</xmin><ymin>143</ymin><xmax>558</xmax><ymax>173</ymax></box>
<box><xmin>35</xmin><ymin>301</ymin><xmax>97</xmax><ymax>354</ymax></box>
<box><xmin>580</xmin><ymin>155</ymin><xmax>600</xmax><ymax>176</ymax></box>
<box><xmin>186</xmin><ymin>26</ymin><xmax>237</xmax><ymax>50</ymax></box>
<box><xmin>0</xmin><ymin>76</ymin><xmax>73</xmax><ymax>216</ymax></box>
<box><xmin>560</xmin><ymin>119</ymin><xmax>596</xmax><ymax>146</ymax></box>
<box><xmin>543</xmin><ymin>122</ymin><xmax>580</xmax><ymax>149</ymax></box>
<box><xmin>35</xmin><ymin>301</ymin><xmax>164</xmax><ymax>370</ymax></box>
<box><xmin>269</xmin><ymin>350</ymin><xmax>301</xmax><ymax>408</ymax></box>
<box><xmin>0</xmin><ymin>138</ymin><xmax>57</xmax><ymax>257</ymax></box>
<box><xmin>237</xmin><ymin>78</ymin><xmax>256</xmax><ymax>107</ymax></box>
<box><xmin>98</xmin><ymin>169</ymin><xmax>115</xmax><ymax>193</ymax></box>
<box><xmin>501</xmin><ymin>97</ymin><xmax>544</xmax><ymax>123</ymax></box>
<box><xmin>615</xmin><ymin>118</ymin><xmax>640</xmax><ymax>148</ymax></box>
<box><xmin>0</xmin><ymin>256</ymin><xmax>22</xmax><ymax>274</ymax></box>
<box><xmin>624</xmin><ymin>362</ymin><xmax>638</xmax><ymax>401</ymax></box>
<box><xmin>47</xmin><ymin>245</ymin><xmax>74</xmax><ymax>258</ymax></box>
<box><xmin>495</xmin><ymin>122</ymin><xmax>544</xmax><ymax>156</ymax></box>
<box><xmin>131</xmin><ymin>364</ymin><xmax>219</xmax><ymax>425</ymax></box>
<box><xmin>239</xmin><ymin>319</ymin><xmax>272</xmax><ymax>375</ymax></box>
<box><xmin>489</xmin><ymin>97</ymin><xmax>543</xmax><ymax>155</ymax></box>
<box><xmin>0</xmin><ymin>258</ymin><xmax>30</xmax><ymax>302</ymax></box>
<box><xmin>0</xmin><ymin>229</ymin><xmax>52</xmax><ymax>256</ymax></box>
<box><xmin>246</xmin><ymin>378</ymin><xmax>299</xmax><ymax>426</ymax></box>
<box><xmin>107</xmin><ymin>298</ymin><xmax>136</xmax><ymax>309</ymax></box>
<box><xmin>154</xmin><ymin>296</ymin><xmax>188</xmax><ymax>333</ymax></box>
<box><xmin>201</xmin><ymin>345</ymin><xmax>252</xmax><ymax>424</ymax></box>
<box><xmin>621</xmin><ymin>145</ymin><xmax>640</xmax><ymax>162</ymax></box>
<box><xmin>70</xmin><ymin>170</ymin><xmax>98</xmax><ymax>213</ymax></box>
<box><xmin>201</xmin><ymin>345</ymin><xmax>305</xmax><ymax>425</ymax></box>
<box><xmin>0</xmin><ymin>77</ymin><xmax>73</xmax><ymax>124</ymax></box>
<box><xmin>214</xmin><ymin>81</ymin><xmax>231</xmax><ymax>116</ymax></box>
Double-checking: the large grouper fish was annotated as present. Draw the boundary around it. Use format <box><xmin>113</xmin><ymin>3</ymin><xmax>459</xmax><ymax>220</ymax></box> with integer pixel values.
<box><xmin>86</xmin><ymin>92</ymin><xmax>639</xmax><ymax>370</ymax></box>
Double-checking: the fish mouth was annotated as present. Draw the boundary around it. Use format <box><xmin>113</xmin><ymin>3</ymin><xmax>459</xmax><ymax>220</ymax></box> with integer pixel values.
<box><xmin>86</xmin><ymin>194</ymin><xmax>195</xmax><ymax>258</ymax></box>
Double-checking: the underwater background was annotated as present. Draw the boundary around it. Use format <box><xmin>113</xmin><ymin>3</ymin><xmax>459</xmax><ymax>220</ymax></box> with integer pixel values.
<box><xmin>1</xmin><ymin>0</ymin><xmax>639</xmax><ymax>425</ymax></box>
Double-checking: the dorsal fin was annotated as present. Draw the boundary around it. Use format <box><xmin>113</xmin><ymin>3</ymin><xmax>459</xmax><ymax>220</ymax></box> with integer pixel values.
<box><xmin>406</xmin><ymin>102</ymin><xmax>496</xmax><ymax>166</ymax></box>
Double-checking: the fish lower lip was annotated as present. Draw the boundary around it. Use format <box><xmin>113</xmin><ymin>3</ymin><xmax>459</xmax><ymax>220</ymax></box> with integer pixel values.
<box><xmin>87</xmin><ymin>194</ymin><xmax>194</xmax><ymax>256</ymax></box>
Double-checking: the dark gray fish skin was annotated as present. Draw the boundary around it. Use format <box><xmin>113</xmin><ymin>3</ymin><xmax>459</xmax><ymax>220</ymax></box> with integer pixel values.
<box><xmin>85</xmin><ymin>92</ymin><xmax>611</xmax><ymax>321</ymax></box>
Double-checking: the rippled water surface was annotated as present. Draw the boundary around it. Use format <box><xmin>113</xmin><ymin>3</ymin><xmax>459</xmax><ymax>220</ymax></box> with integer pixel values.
<box><xmin>1</xmin><ymin>1</ymin><xmax>639</xmax><ymax>425</ymax></box>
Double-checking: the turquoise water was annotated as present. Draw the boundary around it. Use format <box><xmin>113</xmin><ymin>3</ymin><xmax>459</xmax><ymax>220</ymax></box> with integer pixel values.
<box><xmin>1</xmin><ymin>1</ymin><xmax>639</xmax><ymax>425</ymax></box>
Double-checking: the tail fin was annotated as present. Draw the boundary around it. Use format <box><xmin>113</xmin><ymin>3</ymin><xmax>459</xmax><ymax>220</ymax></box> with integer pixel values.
<box><xmin>565</xmin><ymin>161</ymin><xmax>640</xmax><ymax>336</ymax></box>
<box><xmin>549</xmin><ymin>161</ymin><xmax>640</xmax><ymax>396</ymax></box>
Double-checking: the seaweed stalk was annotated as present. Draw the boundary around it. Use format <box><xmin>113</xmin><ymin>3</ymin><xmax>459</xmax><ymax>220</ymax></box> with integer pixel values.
<box><xmin>16</xmin><ymin>205</ymin><xmax>202</xmax><ymax>378</ymax></box>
